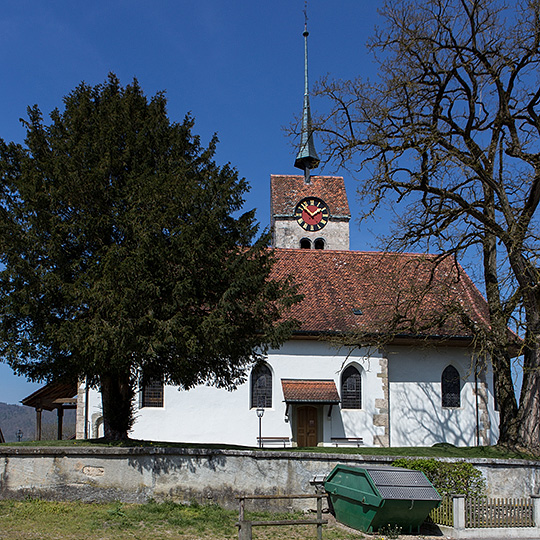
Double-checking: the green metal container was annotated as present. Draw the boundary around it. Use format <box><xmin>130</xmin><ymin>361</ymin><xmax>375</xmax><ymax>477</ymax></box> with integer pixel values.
<box><xmin>324</xmin><ymin>464</ymin><xmax>441</xmax><ymax>533</ymax></box>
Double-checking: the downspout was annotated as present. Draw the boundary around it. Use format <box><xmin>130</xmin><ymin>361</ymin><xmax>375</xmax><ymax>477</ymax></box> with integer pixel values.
<box><xmin>84</xmin><ymin>380</ymin><xmax>89</xmax><ymax>439</ymax></box>
<box><xmin>475</xmin><ymin>369</ymin><xmax>480</xmax><ymax>447</ymax></box>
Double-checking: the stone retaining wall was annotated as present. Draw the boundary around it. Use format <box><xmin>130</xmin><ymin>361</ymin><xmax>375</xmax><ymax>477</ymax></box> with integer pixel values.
<box><xmin>1</xmin><ymin>446</ymin><xmax>539</xmax><ymax>510</ymax></box>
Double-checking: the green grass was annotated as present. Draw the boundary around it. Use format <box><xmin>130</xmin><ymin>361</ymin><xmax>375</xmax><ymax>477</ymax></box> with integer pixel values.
<box><xmin>0</xmin><ymin>499</ymin><xmax>363</xmax><ymax>540</ymax></box>
<box><xmin>1</xmin><ymin>438</ymin><xmax>537</xmax><ymax>460</ymax></box>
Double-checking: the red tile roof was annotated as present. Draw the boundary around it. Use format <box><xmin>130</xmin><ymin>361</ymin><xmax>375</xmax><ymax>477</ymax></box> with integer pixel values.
<box><xmin>271</xmin><ymin>249</ymin><xmax>490</xmax><ymax>341</ymax></box>
<box><xmin>281</xmin><ymin>379</ymin><xmax>341</xmax><ymax>403</ymax></box>
<box><xmin>271</xmin><ymin>175</ymin><xmax>351</xmax><ymax>217</ymax></box>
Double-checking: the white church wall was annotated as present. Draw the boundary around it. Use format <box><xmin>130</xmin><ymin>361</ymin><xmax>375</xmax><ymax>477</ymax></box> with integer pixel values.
<box><xmin>78</xmin><ymin>339</ymin><xmax>387</xmax><ymax>446</ymax></box>
<box><xmin>387</xmin><ymin>345</ymin><xmax>498</xmax><ymax>447</ymax></box>
<box><xmin>77</xmin><ymin>340</ymin><xmax>494</xmax><ymax>448</ymax></box>
<box><xmin>130</xmin><ymin>339</ymin><xmax>385</xmax><ymax>446</ymax></box>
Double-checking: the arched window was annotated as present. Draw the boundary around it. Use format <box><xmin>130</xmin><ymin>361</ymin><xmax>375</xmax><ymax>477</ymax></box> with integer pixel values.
<box><xmin>314</xmin><ymin>238</ymin><xmax>325</xmax><ymax>250</ymax></box>
<box><xmin>300</xmin><ymin>238</ymin><xmax>312</xmax><ymax>249</ymax></box>
<box><xmin>251</xmin><ymin>363</ymin><xmax>272</xmax><ymax>408</ymax></box>
<box><xmin>141</xmin><ymin>376</ymin><xmax>164</xmax><ymax>408</ymax></box>
<box><xmin>442</xmin><ymin>365</ymin><xmax>461</xmax><ymax>408</ymax></box>
<box><xmin>341</xmin><ymin>365</ymin><xmax>361</xmax><ymax>409</ymax></box>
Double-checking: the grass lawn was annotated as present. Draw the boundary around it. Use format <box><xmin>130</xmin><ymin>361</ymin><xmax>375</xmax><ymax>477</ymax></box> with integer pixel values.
<box><xmin>0</xmin><ymin>499</ymin><xmax>367</xmax><ymax>540</ymax></box>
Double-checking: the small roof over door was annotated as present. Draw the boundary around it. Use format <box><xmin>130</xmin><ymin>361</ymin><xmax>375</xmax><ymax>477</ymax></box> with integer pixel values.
<box><xmin>281</xmin><ymin>379</ymin><xmax>340</xmax><ymax>404</ymax></box>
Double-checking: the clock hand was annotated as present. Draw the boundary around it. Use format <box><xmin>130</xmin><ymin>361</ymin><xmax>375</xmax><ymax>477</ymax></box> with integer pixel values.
<box><xmin>305</xmin><ymin>207</ymin><xmax>321</xmax><ymax>218</ymax></box>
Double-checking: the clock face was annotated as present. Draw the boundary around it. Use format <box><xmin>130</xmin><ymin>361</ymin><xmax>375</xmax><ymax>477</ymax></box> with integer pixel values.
<box><xmin>294</xmin><ymin>197</ymin><xmax>330</xmax><ymax>231</ymax></box>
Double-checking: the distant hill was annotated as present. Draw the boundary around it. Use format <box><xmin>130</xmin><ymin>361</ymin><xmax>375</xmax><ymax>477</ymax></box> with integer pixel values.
<box><xmin>0</xmin><ymin>402</ymin><xmax>75</xmax><ymax>442</ymax></box>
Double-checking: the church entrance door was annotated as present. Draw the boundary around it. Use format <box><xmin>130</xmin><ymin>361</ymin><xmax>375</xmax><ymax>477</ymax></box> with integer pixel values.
<box><xmin>297</xmin><ymin>406</ymin><xmax>318</xmax><ymax>447</ymax></box>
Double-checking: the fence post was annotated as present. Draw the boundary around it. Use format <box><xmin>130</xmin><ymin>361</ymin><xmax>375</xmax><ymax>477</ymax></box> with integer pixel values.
<box><xmin>452</xmin><ymin>494</ymin><xmax>466</xmax><ymax>530</ymax></box>
<box><xmin>532</xmin><ymin>494</ymin><xmax>540</xmax><ymax>529</ymax></box>
<box><xmin>316</xmin><ymin>492</ymin><xmax>323</xmax><ymax>540</ymax></box>
<box><xmin>238</xmin><ymin>520</ymin><xmax>252</xmax><ymax>540</ymax></box>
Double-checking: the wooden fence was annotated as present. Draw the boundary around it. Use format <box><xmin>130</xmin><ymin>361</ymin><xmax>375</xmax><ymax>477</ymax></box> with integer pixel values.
<box><xmin>430</xmin><ymin>496</ymin><xmax>536</xmax><ymax>529</ymax></box>
<box><xmin>429</xmin><ymin>496</ymin><xmax>453</xmax><ymax>526</ymax></box>
<box><xmin>237</xmin><ymin>493</ymin><xmax>327</xmax><ymax>540</ymax></box>
<box><xmin>465</xmin><ymin>497</ymin><xmax>534</xmax><ymax>528</ymax></box>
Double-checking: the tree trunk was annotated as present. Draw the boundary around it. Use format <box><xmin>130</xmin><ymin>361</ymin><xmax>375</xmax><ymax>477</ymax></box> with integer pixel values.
<box><xmin>516</xmin><ymin>338</ymin><xmax>540</xmax><ymax>451</ymax></box>
<box><xmin>506</xmin><ymin>251</ymin><xmax>540</xmax><ymax>452</ymax></box>
<box><xmin>100</xmin><ymin>371</ymin><xmax>135</xmax><ymax>440</ymax></box>
<box><xmin>491</xmin><ymin>351</ymin><xmax>519</xmax><ymax>446</ymax></box>
<box><xmin>481</xmin><ymin>229</ymin><xmax>519</xmax><ymax>446</ymax></box>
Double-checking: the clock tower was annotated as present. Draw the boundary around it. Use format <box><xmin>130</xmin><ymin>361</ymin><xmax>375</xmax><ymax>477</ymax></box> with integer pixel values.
<box><xmin>271</xmin><ymin>175</ymin><xmax>350</xmax><ymax>250</ymax></box>
<box><xmin>271</xmin><ymin>19</ymin><xmax>351</xmax><ymax>250</ymax></box>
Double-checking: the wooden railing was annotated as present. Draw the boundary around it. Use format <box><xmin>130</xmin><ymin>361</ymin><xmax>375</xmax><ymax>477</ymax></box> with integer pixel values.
<box><xmin>237</xmin><ymin>493</ymin><xmax>327</xmax><ymax>540</ymax></box>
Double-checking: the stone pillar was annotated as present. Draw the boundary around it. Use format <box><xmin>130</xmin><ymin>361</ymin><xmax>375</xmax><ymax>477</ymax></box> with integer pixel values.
<box><xmin>75</xmin><ymin>380</ymin><xmax>87</xmax><ymax>440</ymax></box>
<box><xmin>373</xmin><ymin>356</ymin><xmax>389</xmax><ymax>447</ymax></box>
<box><xmin>476</xmin><ymin>371</ymin><xmax>491</xmax><ymax>445</ymax></box>
<box><xmin>532</xmin><ymin>494</ymin><xmax>540</xmax><ymax>529</ymax></box>
<box><xmin>452</xmin><ymin>495</ymin><xmax>466</xmax><ymax>530</ymax></box>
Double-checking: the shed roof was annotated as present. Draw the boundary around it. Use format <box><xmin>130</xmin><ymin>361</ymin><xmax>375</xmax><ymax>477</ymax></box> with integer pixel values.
<box><xmin>281</xmin><ymin>379</ymin><xmax>341</xmax><ymax>403</ymax></box>
<box><xmin>21</xmin><ymin>381</ymin><xmax>77</xmax><ymax>411</ymax></box>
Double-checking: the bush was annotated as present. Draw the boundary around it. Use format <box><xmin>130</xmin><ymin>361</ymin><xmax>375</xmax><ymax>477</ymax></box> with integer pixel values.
<box><xmin>392</xmin><ymin>458</ymin><xmax>486</xmax><ymax>497</ymax></box>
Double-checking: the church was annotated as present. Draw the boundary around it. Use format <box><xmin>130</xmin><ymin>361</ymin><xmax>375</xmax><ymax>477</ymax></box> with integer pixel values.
<box><xmin>74</xmin><ymin>22</ymin><xmax>499</xmax><ymax>448</ymax></box>
<box><xmin>75</xmin><ymin>169</ymin><xmax>499</xmax><ymax>446</ymax></box>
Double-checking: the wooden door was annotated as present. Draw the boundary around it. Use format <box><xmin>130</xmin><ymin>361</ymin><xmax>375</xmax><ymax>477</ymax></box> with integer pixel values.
<box><xmin>297</xmin><ymin>406</ymin><xmax>318</xmax><ymax>447</ymax></box>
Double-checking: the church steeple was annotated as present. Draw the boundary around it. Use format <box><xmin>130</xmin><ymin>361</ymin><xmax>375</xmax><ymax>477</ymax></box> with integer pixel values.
<box><xmin>294</xmin><ymin>13</ymin><xmax>319</xmax><ymax>183</ymax></box>
<box><xmin>270</xmin><ymin>7</ymin><xmax>350</xmax><ymax>251</ymax></box>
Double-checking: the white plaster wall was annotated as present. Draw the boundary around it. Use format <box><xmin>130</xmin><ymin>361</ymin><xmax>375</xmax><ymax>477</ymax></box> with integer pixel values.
<box><xmin>79</xmin><ymin>339</ymin><xmax>385</xmax><ymax>446</ymax></box>
<box><xmin>131</xmin><ymin>339</ymin><xmax>385</xmax><ymax>446</ymax></box>
<box><xmin>78</xmin><ymin>341</ymin><xmax>496</xmax><ymax>448</ymax></box>
<box><xmin>387</xmin><ymin>345</ymin><xmax>499</xmax><ymax>447</ymax></box>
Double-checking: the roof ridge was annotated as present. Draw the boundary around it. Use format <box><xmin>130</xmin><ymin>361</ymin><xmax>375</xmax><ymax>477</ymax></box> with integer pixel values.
<box><xmin>273</xmin><ymin>247</ymin><xmax>442</xmax><ymax>257</ymax></box>
<box><xmin>271</xmin><ymin>174</ymin><xmax>344</xmax><ymax>179</ymax></box>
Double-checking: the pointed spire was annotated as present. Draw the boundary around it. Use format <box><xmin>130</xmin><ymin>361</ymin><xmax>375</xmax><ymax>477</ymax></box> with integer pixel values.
<box><xmin>294</xmin><ymin>11</ymin><xmax>319</xmax><ymax>184</ymax></box>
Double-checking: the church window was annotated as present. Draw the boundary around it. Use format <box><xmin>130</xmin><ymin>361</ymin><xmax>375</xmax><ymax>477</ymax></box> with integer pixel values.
<box><xmin>341</xmin><ymin>365</ymin><xmax>361</xmax><ymax>409</ymax></box>
<box><xmin>300</xmin><ymin>238</ymin><xmax>312</xmax><ymax>249</ymax></box>
<box><xmin>251</xmin><ymin>363</ymin><xmax>272</xmax><ymax>408</ymax></box>
<box><xmin>314</xmin><ymin>238</ymin><xmax>325</xmax><ymax>250</ymax></box>
<box><xmin>442</xmin><ymin>365</ymin><xmax>461</xmax><ymax>408</ymax></box>
<box><xmin>141</xmin><ymin>376</ymin><xmax>164</xmax><ymax>408</ymax></box>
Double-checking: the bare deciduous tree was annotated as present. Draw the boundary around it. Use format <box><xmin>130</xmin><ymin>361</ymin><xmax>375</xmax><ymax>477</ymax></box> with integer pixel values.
<box><xmin>315</xmin><ymin>0</ymin><xmax>540</xmax><ymax>450</ymax></box>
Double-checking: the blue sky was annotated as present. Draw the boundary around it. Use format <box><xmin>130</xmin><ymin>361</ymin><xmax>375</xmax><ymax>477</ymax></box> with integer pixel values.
<box><xmin>0</xmin><ymin>1</ymin><xmax>388</xmax><ymax>405</ymax></box>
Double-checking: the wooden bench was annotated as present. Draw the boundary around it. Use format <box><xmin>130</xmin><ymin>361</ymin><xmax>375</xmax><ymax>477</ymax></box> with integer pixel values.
<box><xmin>257</xmin><ymin>436</ymin><xmax>290</xmax><ymax>448</ymax></box>
<box><xmin>330</xmin><ymin>437</ymin><xmax>364</xmax><ymax>447</ymax></box>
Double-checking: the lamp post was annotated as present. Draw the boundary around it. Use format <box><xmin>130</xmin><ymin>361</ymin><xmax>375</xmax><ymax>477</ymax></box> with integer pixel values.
<box><xmin>256</xmin><ymin>405</ymin><xmax>265</xmax><ymax>448</ymax></box>
<box><xmin>16</xmin><ymin>429</ymin><xmax>23</xmax><ymax>442</ymax></box>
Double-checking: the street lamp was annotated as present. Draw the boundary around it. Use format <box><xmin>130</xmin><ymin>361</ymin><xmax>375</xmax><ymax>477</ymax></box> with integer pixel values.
<box><xmin>256</xmin><ymin>405</ymin><xmax>265</xmax><ymax>448</ymax></box>
<box><xmin>16</xmin><ymin>429</ymin><xmax>23</xmax><ymax>442</ymax></box>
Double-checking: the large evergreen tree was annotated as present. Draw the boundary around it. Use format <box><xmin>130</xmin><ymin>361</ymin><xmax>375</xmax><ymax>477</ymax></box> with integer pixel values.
<box><xmin>0</xmin><ymin>74</ymin><xmax>299</xmax><ymax>440</ymax></box>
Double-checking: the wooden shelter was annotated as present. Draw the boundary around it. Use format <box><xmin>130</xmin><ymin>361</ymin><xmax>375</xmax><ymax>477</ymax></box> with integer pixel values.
<box><xmin>21</xmin><ymin>381</ymin><xmax>77</xmax><ymax>440</ymax></box>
